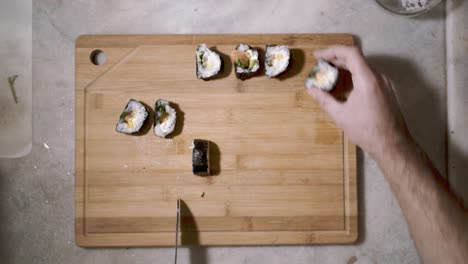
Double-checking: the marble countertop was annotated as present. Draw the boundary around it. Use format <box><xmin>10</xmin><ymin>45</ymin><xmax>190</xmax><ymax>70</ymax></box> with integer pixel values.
<box><xmin>2</xmin><ymin>0</ymin><xmax>463</xmax><ymax>263</ymax></box>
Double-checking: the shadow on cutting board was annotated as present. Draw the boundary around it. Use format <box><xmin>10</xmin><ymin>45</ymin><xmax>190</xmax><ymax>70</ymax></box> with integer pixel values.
<box><xmin>278</xmin><ymin>48</ymin><xmax>305</xmax><ymax>81</ymax></box>
<box><xmin>210</xmin><ymin>47</ymin><xmax>232</xmax><ymax>80</ymax></box>
<box><xmin>209</xmin><ymin>141</ymin><xmax>221</xmax><ymax>176</ymax></box>
<box><xmin>180</xmin><ymin>200</ymin><xmax>208</xmax><ymax>264</ymax></box>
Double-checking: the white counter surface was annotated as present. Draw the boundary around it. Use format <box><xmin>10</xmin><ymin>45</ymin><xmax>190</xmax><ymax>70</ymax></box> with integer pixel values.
<box><xmin>1</xmin><ymin>1</ymin><xmax>464</xmax><ymax>263</ymax></box>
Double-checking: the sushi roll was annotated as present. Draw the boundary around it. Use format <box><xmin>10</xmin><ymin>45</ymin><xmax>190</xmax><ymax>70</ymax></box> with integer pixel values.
<box><xmin>115</xmin><ymin>99</ymin><xmax>149</xmax><ymax>135</ymax></box>
<box><xmin>231</xmin><ymin>44</ymin><xmax>260</xmax><ymax>80</ymax></box>
<box><xmin>264</xmin><ymin>45</ymin><xmax>290</xmax><ymax>78</ymax></box>
<box><xmin>154</xmin><ymin>99</ymin><xmax>177</xmax><ymax>138</ymax></box>
<box><xmin>192</xmin><ymin>139</ymin><xmax>210</xmax><ymax>176</ymax></box>
<box><xmin>196</xmin><ymin>44</ymin><xmax>223</xmax><ymax>80</ymax></box>
<box><xmin>305</xmin><ymin>59</ymin><xmax>339</xmax><ymax>91</ymax></box>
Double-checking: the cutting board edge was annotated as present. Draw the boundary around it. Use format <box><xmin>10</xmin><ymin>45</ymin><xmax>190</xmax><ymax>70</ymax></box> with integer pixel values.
<box><xmin>74</xmin><ymin>229</ymin><xmax>358</xmax><ymax>248</ymax></box>
<box><xmin>76</xmin><ymin>33</ymin><xmax>355</xmax><ymax>48</ymax></box>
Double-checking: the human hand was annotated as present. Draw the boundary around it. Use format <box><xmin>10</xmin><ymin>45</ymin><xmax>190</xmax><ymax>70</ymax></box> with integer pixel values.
<box><xmin>306</xmin><ymin>46</ymin><xmax>411</xmax><ymax>159</ymax></box>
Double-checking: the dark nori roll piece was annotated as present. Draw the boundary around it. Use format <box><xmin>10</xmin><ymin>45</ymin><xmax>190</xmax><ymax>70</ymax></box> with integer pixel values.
<box><xmin>192</xmin><ymin>139</ymin><xmax>210</xmax><ymax>176</ymax></box>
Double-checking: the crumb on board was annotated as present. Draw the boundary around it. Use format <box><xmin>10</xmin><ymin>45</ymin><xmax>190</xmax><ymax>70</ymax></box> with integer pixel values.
<box><xmin>201</xmin><ymin>192</ymin><xmax>205</xmax><ymax>198</ymax></box>
<box><xmin>43</xmin><ymin>143</ymin><xmax>50</xmax><ymax>150</ymax></box>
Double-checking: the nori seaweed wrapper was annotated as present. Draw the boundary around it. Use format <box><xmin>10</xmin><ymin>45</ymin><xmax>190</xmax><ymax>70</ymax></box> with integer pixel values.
<box><xmin>192</xmin><ymin>139</ymin><xmax>210</xmax><ymax>176</ymax></box>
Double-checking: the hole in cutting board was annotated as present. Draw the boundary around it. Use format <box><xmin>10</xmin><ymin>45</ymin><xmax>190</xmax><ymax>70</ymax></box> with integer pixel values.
<box><xmin>90</xmin><ymin>50</ymin><xmax>106</xmax><ymax>66</ymax></box>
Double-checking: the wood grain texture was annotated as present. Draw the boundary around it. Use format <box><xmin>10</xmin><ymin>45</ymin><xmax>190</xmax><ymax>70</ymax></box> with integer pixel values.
<box><xmin>75</xmin><ymin>34</ymin><xmax>357</xmax><ymax>247</ymax></box>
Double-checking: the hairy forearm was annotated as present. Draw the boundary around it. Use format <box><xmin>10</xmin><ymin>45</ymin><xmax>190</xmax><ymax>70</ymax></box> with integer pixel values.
<box><xmin>308</xmin><ymin>45</ymin><xmax>468</xmax><ymax>262</ymax></box>
<box><xmin>375</xmin><ymin>138</ymin><xmax>468</xmax><ymax>263</ymax></box>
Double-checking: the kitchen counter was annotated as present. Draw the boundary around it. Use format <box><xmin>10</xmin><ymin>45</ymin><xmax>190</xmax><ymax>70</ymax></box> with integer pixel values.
<box><xmin>0</xmin><ymin>0</ymin><xmax>461</xmax><ymax>263</ymax></box>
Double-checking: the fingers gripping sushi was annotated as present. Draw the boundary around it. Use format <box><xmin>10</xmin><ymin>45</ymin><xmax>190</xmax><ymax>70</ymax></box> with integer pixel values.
<box><xmin>231</xmin><ymin>44</ymin><xmax>260</xmax><ymax>80</ymax></box>
<box><xmin>154</xmin><ymin>99</ymin><xmax>177</xmax><ymax>138</ymax></box>
<box><xmin>196</xmin><ymin>44</ymin><xmax>223</xmax><ymax>80</ymax></box>
<box><xmin>305</xmin><ymin>59</ymin><xmax>339</xmax><ymax>91</ymax></box>
<box><xmin>115</xmin><ymin>99</ymin><xmax>149</xmax><ymax>135</ymax></box>
<box><xmin>265</xmin><ymin>45</ymin><xmax>290</xmax><ymax>78</ymax></box>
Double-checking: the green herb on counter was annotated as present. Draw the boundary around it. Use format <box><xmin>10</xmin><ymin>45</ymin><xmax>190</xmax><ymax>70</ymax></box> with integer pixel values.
<box><xmin>8</xmin><ymin>75</ymin><xmax>19</xmax><ymax>104</ymax></box>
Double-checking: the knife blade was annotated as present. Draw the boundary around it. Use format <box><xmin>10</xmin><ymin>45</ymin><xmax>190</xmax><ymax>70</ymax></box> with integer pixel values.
<box><xmin>174</xmin><ymin>199</ymin><xmax>180</xmax><ymax>264</ymax></box>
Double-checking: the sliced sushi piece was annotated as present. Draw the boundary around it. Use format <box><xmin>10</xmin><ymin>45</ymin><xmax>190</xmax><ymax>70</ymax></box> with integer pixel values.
<box><xmin>196</xmin><ymin>44</ymin><xmax>223</xmax><ymax>80</ymax></box>
<box><xmin>192</xmin><ymin>139</ymin><xmax>210</xmax><ymax>176</ymax></box>
<box><xmin>231</xmin><ymin>44</ymin><xmax>260</xmax><ymax>80</ymax></box>
<box><xmin>264</xmin><ymin>45</ymin><xmax>290</xmax><ymax>78</ymax></box>
<box><xmin>154</xmin><ymin>99</ymin><xmax>177</xmax><ymax>138</ymax></box>
<box><xmin>115</xmin><ymin>99</ymin><xmax>149</xmax><ymax>135</ymax></box>
<box><xmin>305</xmin><ymin>59</ymin><xmax>339</xmax><ymax>91</ymax></box>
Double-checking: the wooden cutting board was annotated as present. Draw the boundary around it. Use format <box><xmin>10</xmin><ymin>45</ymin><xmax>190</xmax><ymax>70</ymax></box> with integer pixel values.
<box><xmin>75</xmin><ymin>34</ymin><xmax>357</xmax><ymax>247</ymax></box>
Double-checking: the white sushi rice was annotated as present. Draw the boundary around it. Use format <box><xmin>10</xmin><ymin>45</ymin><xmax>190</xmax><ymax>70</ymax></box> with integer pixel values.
<box><xmin>154</xmin><ymin>100</ymin><xmax>176</xmax><ymax>138</ymax></box>
<box><xmin>235</xmin><ymin>44</ymin><xmax>259</xmax><ymax>74</ymax></box>
<box><xmin>116</xmin><ymin>100</ymin><xmax>148</xmax><ymax>134</ymax></box>
<box><xmin>265</xmin><ymin>45</ymin><xmax>290</xmax><ymax>78</ymax></box>
<box><xmin>305</xmin><ymin>60</ymin><xmax>339</xmax><ymax>91</ymax></box>
<box><xmin>196</xmin><ymin>44</ymin><xmax>222</xmax><ymax>79</ymax></box>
